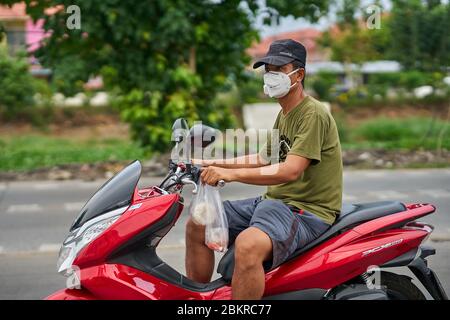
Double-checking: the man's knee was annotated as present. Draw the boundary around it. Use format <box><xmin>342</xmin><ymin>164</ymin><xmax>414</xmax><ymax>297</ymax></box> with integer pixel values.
<box><xmin>186</xmin><ymin>218</ymin><xmax>206</xmax><ymax>243</ymax></box>
<box><xmin>234</xmin><ymin>227</ymin><xmax>272</xmax><ymax>269</ymax></box>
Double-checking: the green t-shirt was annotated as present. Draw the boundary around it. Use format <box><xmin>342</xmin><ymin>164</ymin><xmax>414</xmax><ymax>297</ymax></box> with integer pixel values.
<box><xmin>260</xmin><ymin>95</ymin><xmax>343</xmax><ymax>225</ymax></box>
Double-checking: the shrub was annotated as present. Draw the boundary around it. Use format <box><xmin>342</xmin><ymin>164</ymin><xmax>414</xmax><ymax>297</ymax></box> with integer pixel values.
<box><xmin>311</xmin><ymin>71</ymin><xmax>336</xmax><ymax>100</ymax></box>
<box><xmin>0</xmin><ymin>49</ymin><xmax>36</xmax><ymax>120</ymax></box>
<box><xmin>399</xmin><ymin>71</ymin><xmax>432</xmax><ymax>90</ymax></box>
<box><xmin>368</xmin><ymin>72</ymin><xmax>403</xmax><ymax>87</ymax></box>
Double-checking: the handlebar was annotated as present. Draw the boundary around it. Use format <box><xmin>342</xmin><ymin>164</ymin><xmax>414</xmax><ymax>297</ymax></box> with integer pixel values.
<box><xmin>159</xmin><ymin>161</ymin><xmax>226</xmax><ymax>194</ymax></box>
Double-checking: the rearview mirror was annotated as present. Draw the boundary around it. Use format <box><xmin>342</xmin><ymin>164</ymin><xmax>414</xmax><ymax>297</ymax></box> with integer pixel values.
<box><xmin>189</xmin><ymin>123</ymin><xmax>217</xmax><ymax>149</ymax></box>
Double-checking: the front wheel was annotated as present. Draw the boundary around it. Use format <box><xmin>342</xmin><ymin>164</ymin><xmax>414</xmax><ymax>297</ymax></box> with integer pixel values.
<box><xmin>380</xmin><ymin>271</ymin><xmax>426</xmax><ymax>300</ymax></box>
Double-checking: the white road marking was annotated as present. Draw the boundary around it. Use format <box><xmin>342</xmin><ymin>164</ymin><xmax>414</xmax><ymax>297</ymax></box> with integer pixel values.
<box><xmin>419</xmin><ymin>189</ymin><xmax>450</xmax><ymax>199</ymax></box>
<box><xmin>64</xmin><ymin>202</ymin><xmax>85</xmax><ymax>211</ymax></box>
<box><xmin>403</xmin><ymin>170</ymin><xmax>427</xmax><ymax>176</ymax></box>
<box><xmin>369</xmin><ymin>190</ymin><xmax>408</xmax><ymax>200</ymax></box>
<box><xmin>72</xmin><ymin>181</ymin><xmax>103</xmax><ymax>189</ymax></box>
<box><xmin>362</xmin><ymin>171</ymin><xmax>387</xmax><ymax>178</ymax></box>
<box><xmin>33</xmin><ymin>183</ymin><xmax>59</xmax><ymax>190</ymax></box>
<box><xmin>430</xmin><ymin>233</ymin><xmax>450</xmax><ymax>242</ymax></box>
<box><xmin>158</xmin><ymin>243</ymin><xmax>185</xmax><ymax>249</ymax></box>
<box><xmin>38</xmin><ymin>243</ymin><xmax>60</xmax><ymax>253</ymax></box>
<box><xmin>6</xmin><ymin>204</ymin><xmax>42</xmax><ymax>214</ymax></box>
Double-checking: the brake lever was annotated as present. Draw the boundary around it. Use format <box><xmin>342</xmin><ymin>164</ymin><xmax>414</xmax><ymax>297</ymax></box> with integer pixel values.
<box><xmin>181</xmin><ymin>177</ymin><xmax>198</xmax><ymax>194</ymax></box>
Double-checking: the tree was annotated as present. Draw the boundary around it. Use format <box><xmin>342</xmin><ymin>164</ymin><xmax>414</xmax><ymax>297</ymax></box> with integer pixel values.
<box><xmin>1</xmin><ymin>0</ymin><xmax>332</xmax><ymax>152</ymax></box>
<box><xmin>321</xmin><ymin>0</ymin><xmax>450</xmax><ymax>73</ymax></box>
<box><xmin>389</xmin><ymin>0</ymin><xmax>450</xmax><ymax>71</ymax></box>
<box><xmin>319</xmin><ymin>0</ymin><xmax>391</xmax><ymax>64</ymax></box>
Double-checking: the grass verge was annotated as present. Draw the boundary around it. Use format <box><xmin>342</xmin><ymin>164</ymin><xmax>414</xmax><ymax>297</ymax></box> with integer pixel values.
<box><xmin>0</xmin><ymin>135</ymin><xmax>147</xmax><ymax>172</ymax></box>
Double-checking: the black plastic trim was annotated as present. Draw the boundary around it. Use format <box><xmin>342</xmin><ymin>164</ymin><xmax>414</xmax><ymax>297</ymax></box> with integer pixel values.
<box><xmin>380</xmin><ymin>245</ymin><xmax>436</xmax><ymax>268</ymax></box>
<box><xmin>381</xmin><ymin>248</ymin><xmax>418</xmax><ymax>268</ymax></box>
<box><xmin>263</xmin><ymin>288</ymin><xmax>327</xmax><ymax>300</ymax></box>
<box><xmin>419</xmin><ymin>245</ymin><xmax>436</xmax><ymax>259</ymax></box>
<box><xmin>380</xmin><ymin>245</ymin><xmax>447</xmax><ymax>300</ymax></box>
<box><xmin>327</xmin><ymin>284</ymin><xmax>388</xmax><ymax>300</ymax></box>
<box><xmin>408</xmin><ymin>256</ymin><xmax>448</xmax><ymax>300</ymax></box>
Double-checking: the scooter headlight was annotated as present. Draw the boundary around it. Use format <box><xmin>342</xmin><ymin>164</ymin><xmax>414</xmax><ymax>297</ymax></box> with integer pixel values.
<box><xmin>78</xmin><ymin>215</ymin><xmax>119</xmax><ymax>248</ymax></box>
<box><xmin>57</xmin><ymin>207</ymin><xmax>126</xmax><ymax>275</ymax></box>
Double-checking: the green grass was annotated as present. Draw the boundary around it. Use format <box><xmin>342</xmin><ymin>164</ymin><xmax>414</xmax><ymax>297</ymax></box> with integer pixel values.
<box><xmin>349</xmin><ymin>117</ymin><xmax>450</xmax><ymax>150</ymax></box>
<box><xmin>1</xmin><ymin>116</ymin><xmax>448</xmax><ymax>172</ymax></box>
<box><xmin>0</xmin><ymin>135</ymin><xmax>147</xmax><ymax>172</ymax></box>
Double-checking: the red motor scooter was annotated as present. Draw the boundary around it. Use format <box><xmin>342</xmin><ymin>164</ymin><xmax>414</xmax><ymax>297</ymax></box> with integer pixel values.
<box><xmin>47</xmin><ymin>119</ymin><xmax>448</xmax><ymax>300</ymax></box>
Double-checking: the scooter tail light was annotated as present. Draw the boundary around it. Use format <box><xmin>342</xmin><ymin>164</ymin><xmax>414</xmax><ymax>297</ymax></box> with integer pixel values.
<box><xmin>405</xmin><ymin>221</ymin><xmax>434</xmax><ymax>243</ymax></box>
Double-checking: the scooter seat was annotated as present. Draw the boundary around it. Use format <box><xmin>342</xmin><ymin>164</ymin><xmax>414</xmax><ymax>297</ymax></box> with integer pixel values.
<box><xmin>217</xmin><ymin>201</ymin><xmax>406</xmax><ymax>282</ymax></box>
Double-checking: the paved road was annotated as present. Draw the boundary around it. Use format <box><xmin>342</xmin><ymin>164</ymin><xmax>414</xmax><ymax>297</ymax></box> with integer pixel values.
<box><xmin>0</xmin><ymin>169</ymin><xmax>449</xmax><ymax>299</ymax></box>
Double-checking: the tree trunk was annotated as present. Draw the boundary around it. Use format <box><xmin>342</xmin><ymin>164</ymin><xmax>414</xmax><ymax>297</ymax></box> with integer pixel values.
<box><xmin>189</xmin><ymin>46</ymin><xmax>196</xmax><ymax>73</ymax></box>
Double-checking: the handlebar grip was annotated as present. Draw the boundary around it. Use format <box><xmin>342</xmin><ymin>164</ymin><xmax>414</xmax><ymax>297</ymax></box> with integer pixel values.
<box><xmin>217</xmin><ymin>180</ymin><xmax>226</xmax><ymax>187</ymax></box>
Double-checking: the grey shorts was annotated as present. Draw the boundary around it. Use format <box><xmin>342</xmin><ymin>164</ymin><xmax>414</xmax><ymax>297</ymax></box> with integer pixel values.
<box><xmin>223</xmin><ymin>196</ymin><xmax>331</xmax><ymax>269</ymax></box>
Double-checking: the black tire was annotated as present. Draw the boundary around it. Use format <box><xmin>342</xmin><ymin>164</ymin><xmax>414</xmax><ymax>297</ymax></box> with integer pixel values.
<box><xmin>380</xmin><ymin>271</ymin><xmax>426</xmax><ymax>300</ymax></box>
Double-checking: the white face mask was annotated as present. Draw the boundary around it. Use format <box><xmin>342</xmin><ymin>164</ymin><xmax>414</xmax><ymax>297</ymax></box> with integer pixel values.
<box><xmin>263</xmin><ymin>68</ymin><xmax>300</xmax><ymax>98</ymax></box>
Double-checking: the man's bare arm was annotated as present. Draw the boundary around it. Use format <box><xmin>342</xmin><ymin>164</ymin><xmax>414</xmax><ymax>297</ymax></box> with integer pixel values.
<box><xmin>201</xmin><ymin>154</ymin><xmax>311</xmax><ymax>186</ymax></box>
<box><xmin>192</xmin><ymin>154</ymin><xmax>268</xmax><ymax>169</ymax></box>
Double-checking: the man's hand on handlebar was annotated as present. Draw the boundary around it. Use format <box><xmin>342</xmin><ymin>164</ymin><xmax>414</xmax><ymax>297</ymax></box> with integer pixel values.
<box><xmin>191</xmin><ymin>158</ymin><xmax>217</xmax><ymax>167</ymax></box>
<box><xmin>200</xmin><ymin>166</ymin><xmax>234</xmax><ymax>186</ymax></box>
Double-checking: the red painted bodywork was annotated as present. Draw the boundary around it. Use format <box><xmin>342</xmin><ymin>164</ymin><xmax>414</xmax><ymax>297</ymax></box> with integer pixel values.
<box><xmin>46</xmin><ymin>184</ymin><xmax>436</xmax><ymax>300</ymax></box>
<box><xmin>73</xmin><ymin>193</ymin><xmax>182</xmax><ymax>270</ymax></box>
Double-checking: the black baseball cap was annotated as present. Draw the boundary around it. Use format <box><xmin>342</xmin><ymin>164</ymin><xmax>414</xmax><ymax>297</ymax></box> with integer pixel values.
<box><xmin>253</xmin><ymin>39</ymin><xmax>307</xmax><ymax>69</ymax></box>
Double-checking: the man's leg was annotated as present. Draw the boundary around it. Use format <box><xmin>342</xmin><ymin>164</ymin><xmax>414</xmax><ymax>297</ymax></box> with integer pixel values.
<box><xmin>232</xmin><ymin>226</ymin><xmax>273</xmax><ymax>300</ymax></box>
<box><xmin>185</xmin><ymin>217</ymin><xmax>215</xmax><ymax>283</ymax></box>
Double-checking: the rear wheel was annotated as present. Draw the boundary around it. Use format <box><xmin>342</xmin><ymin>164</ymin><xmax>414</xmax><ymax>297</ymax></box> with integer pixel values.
<box><xmin>380</xmin><ymin>271</ymin><xmax>426</xmax><ymax>300</ymax></box>
<box><xmin>330</xmin><ymin>271</ymin><xmax>426</xmax><ymax>300</ymax></box>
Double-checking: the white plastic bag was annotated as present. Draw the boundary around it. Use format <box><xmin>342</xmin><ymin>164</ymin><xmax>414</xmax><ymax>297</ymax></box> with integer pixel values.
<box><xmin>189</xmin><ymin>182</ymin><xmax>215</xmax><ymax>225</ymax></box>
<box><xmin>189</xmin><ymin>183</ymin><xmax>228</xmax><ymax>252</ymax></box>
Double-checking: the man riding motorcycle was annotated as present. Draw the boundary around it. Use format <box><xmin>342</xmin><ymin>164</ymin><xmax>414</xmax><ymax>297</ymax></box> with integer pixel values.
<box><xmin>186</xmin><ymin>39</ymin><xmax>343</xmax><ymax>300</ymax></box>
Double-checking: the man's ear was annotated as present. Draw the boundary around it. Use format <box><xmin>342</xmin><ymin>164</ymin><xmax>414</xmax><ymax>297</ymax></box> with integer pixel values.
<box><xmin>298</xmin><ymin>68</ymin><xmax>305</xmax><ymax>83</ymax></box>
